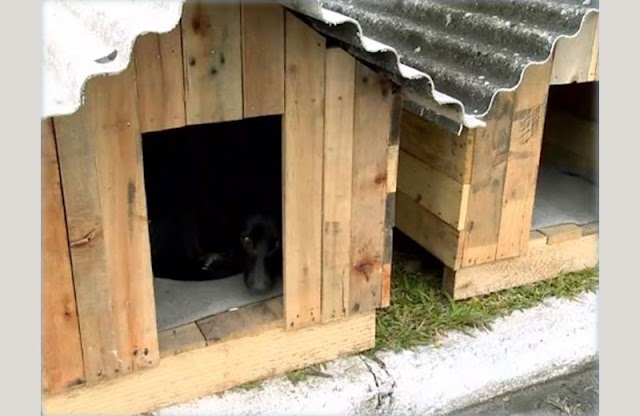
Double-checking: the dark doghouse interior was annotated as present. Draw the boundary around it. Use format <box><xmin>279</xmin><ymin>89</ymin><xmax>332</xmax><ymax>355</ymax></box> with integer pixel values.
<box><xmin>141</xmin><ymin>115</ymin><xmax>284</xmax><ymax>332</ymax></box>
<box><xmin>532</xmin><ymin>82</ymin><xmax>599</xmax><ymax>230</ymax></box>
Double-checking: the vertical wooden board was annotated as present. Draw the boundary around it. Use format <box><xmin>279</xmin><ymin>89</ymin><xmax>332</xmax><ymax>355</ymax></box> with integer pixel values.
<box><xmin>321</xmin><ymin>47</ymin><xmax>355</xmax><ymax>322</ymax></box>
<box><xmin>241</xmin><ymin>2</ymin><xmax>285</xmax><ymax>118</ymax></box>
<box><xmin>133</xmin><ymin>24</ymin><xmax>186</xmax><ymax>133</ymax></box>
<box><xmin>460</xmin><ymin>92</ymin><xmax>514</xmax><ymax>268</ymax></box>
<box><xmin>550</xmin><ymin>13</ymin><xmax>598</xmax><ymax>85</ymax></box>
<box><xmin>42</xmin><ymin>119</ymin><xmax>85</xmax><ymax>393</ymax></box>
<box><xmin>496</xmin><ymin>61</ymin><xmax>552</xmax><ymax>260</ymax></box>
<box><xmin>349</xmin><ymin>63</ymin><xmax>397</xmax><ymax>314</ymax></box>
<box><xmin>182</xmin><ymin>2</ymin><xmax>243</xmax><ymax>124</ymax></box>
<box><xmin>283</xmin><ymin>12</ymin><xmax>326</xmax><ymax>329</ymax></box>
<box><xmin>54</xmin><ymin>107</ymin><xmax>119</xmax><ymax>383</ymax></box>
<box><xmin>54</xmin><ymin>62</ymin><xmax>159</xmax><ymax>384</ymax></box>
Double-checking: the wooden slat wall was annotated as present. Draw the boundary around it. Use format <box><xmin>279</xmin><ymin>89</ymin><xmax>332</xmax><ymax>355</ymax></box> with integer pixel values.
<box><xmin>321</xmin><ymin>47</ymin><xmax>355</xmax><ymax>322</ymax></box>
<box><xmin>133</xmin><ymin>24</ymin><xmax>186</xmax><ymax>133</ymax></box>
<box><xmin>182</xmin><ymin>1</ymin><xmax>243</xmax><ymax>124</ymax></box>
<box><xmin>53</xmin><ymin>62</ymin><xmax>159</xmax><ymax>384</ymax></box>
<box><xmin>241</xmin><ymin>2</ymin><xmax>285</xmax><ymax>118</ymax></box>
<box><xmin>42</xmin><ymin>119</ymin><xmax>85</xmax><ymax>394</ymax></box>
<box><xmin>282</xmin><ymin>12</ymin><xmax>326</xmax><ymax>330</ymax></box>
<box><xmin>495</xmin><ymin>61</ymin><xmax>552</xmax><ymax>260</ymax></box>
<box><xmin>348</xmin><ymin>63</ymin><xmax>398</xmax><ymax>314</ymax></box>
<box><xmin>459</xmin><ymin>92</ymin><xmax>514</xmax><ymax>267</ymax></box>
<box><xmin>550</xmin><ymin>12</ymin><xmax>599</xmax><ymax>85</ymax></box>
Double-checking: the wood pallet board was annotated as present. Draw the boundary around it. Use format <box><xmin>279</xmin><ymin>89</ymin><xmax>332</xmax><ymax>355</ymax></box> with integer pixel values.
<box><xmin>43</xmin><ymin>311</ymin><xmax>376</xmax><ymax>416</ymax></box>
<box><xmin>42</xmin><ymin>119</ymin><xmax>86</xmax><ymax>394</ymax></box>
<box><xmin>444</xmin><ymin>232</ymin><xmax>598</xmax><ymax>300</ymax></box>
<box><xmin>282</xmin><ymin>12</ymin><xmax>326</xmax><ymax>329</ymax></box>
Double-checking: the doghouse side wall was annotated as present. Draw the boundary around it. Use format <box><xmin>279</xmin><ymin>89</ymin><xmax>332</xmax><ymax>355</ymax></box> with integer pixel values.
<box><xmin>397</xmin><ymin>60</ymin><xmax>553</xmax><ymax>271</ymax></box>
<box><xmin>44</xmin><ymin>1</ymin><xmax>399</xmax><ymax>395</ymax></box>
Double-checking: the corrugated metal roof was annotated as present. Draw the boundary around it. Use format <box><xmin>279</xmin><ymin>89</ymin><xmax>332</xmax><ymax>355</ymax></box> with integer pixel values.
<box><xmin>42</xmin><ymin>0</ymin><xmax>185</xmax><ymax>119</ymax></box>
<box><xmin>282</xmin><ymin>0</ymin><xmax>600</xmax><ymax>133</ymax></box>
<box><xmin>42</xmin><ymin>0</ymin><xmax>599</xmax><ymax>134</ymax></box>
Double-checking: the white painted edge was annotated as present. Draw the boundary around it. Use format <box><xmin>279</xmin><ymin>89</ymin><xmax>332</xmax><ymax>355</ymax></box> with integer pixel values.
<box><xmin>147</xmin><ymin>290</ymin><xmax>598</xmax><ymax>416</ymax></box>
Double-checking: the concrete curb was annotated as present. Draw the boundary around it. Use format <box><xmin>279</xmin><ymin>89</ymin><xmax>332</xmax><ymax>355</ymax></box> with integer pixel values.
<box><xmin>149</xmin><ymin>291</ymin><xmax>598</xmax><ymax>416</ymax></box>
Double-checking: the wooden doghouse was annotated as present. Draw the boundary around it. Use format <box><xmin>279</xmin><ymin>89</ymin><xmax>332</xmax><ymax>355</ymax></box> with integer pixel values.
<box><xmin>396</xmin><ymin>12</ymin><xmax>599</xmax><ymax>300</ymax></box>
<box><xmin>42</xmin><ymin>3</ymin><xmax>400</xmax><ymax>414</ymax></box>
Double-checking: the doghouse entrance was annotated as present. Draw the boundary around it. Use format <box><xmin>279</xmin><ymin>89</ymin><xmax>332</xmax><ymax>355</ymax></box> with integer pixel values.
<box><xmin>141</xmin><ymin>115</ymin><xmax>284</xmax><ymax>344</ymax></box>
<box><xmin>532</xmin><ymin>82</ymin><xmax>599</xmax><ymax>230</ymax></box>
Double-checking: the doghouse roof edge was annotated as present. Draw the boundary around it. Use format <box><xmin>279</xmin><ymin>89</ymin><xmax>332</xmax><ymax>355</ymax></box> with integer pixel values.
<box><xmin>42</xmin><ymin>0</ymin><xmax>599</xmax><ymax>135</ymax></box>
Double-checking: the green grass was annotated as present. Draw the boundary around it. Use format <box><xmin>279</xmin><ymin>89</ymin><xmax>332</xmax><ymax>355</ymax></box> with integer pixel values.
<box><xmin>374</xmin><ymin>253</ymin><xmax>599</xmax><ymax>352</ymax></box>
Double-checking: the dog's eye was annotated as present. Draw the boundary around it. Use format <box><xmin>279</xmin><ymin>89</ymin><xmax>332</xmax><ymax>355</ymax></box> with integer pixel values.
<box><xmin>242</xmin><ymin>236</ymin><xmax>251</xmax><ymax>245</ymax></box>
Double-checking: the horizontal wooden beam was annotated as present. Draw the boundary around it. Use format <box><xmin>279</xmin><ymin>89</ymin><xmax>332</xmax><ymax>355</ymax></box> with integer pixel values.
<box><xmin>44</xmin><ymin>311</ymin><xmax>376</xmax><ymax>416</ymax></box>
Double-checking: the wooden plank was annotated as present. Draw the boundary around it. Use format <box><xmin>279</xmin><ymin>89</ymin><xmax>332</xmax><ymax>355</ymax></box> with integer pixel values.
<box><xmin>197</xmin><ymin>298</ymin><xmax>284</xmax><ymax>343</ymax></box>
<box><xmin>158</xmin><ymin>323</ymin><xmax>207</xmax><ymax>358</ymax></box>
<box><xmin>551</xmin><ymin>12</ymin><xmax>599</xmax><ymax>85</ymax></box>
<box><xmin>321</xmin><ymin>47</ymin><xmax>355</xmax><ymax>322</ymax></box>
<box><xmin>241</xmin><ymin>2</ymin><xmax>285</xmax><ymax>117</ymax></box>
<box><xmin>43</xmin><ymin>311</ymin><xmax>376</xmax><ymax>416</ymax></box>
<box><xmin>53</xmin><ymin>62</ymin><xmax>159</xmax><ymax>384</ymax></box>
<box><xmin>397</xmin><ymin>149</ymin><xmax>470</xmax><ymax>230</ymax></box>
<box><xmin>349</xmin><ymin>63</ymin><xmax>398</xmax><ymax>314</ymax></box>
<box><xmin>580</xmin><ymin>222</ymin><xmax>599</xmax><ymax>236</ymax></box>
<box><xmin>133</xmin><ymin>25</ymin><xmax>186</xmax><ymax>133</ymax></box>
<box><xmin>444</xmin><ymin>233</ymin><xmax>598</xmax><ymax>300</ymax></box>
<box><xmin>399</xmin><ymin>110</ymin><xmax>474</xmax><ymax>184</ymax></box>
<box><xmin>528</xmin><ymin>230</ymin><xmax>548</xmax><ymax>248</ymax></box>
<box><xmin>42</xmin><ymin>119</ymin><xmax>85</xmax><ymax>394</ymax></box>
<box><xmin>460</xmin><ymin>91</ymin><xmax>514</xmax><ymax>268</ymax></box>
<box><xmin>395</xmin><ymin>191</ymin><xmax>462</xmax><ymax>270</ymax></box>
<box><xmin>283</xmin><ymin>12</ymin><xmax>326</xmax><ymax>329</ymax></box>
<box><xmin>496</xmin><ymin>61</ymin><xmax>552</xmax><ymax>260</ymax></box>
<box><xmin>182</xmin><ymin>1</ymin><xmax>243</xmax><ymax>124</ymax></box>
<box><xmin>539</xmin><ymin>223</ymin><xmax>583</xmax><ymax>245</ymax></box>
<box><xmin>386</xmin><ymin>144</ymin><xmax>400</xmax><ymax>194</ymax></box>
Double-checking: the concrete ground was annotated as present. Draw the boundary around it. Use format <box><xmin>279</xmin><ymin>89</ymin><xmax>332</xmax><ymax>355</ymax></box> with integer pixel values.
<box><xmin>145</xmin><ymin>291</ymin><xmax>598</xmax><ymax>416</ymax></box>
<box><xmin>446</xmin><ymin>361</ymin><xmax>598</xmax><ymax>416</ymax></box>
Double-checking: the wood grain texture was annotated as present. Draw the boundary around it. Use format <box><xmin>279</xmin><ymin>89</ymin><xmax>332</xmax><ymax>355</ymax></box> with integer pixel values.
<box><xmin>349</xmin><ymin>63</ymin><xmax>397</xmax><ymax>314</ymax></box>
<box><xmin>197</xmin><ymin>297</ymin><xmax>284</xmax><ymax>343</ymax></box>
<box><xmin>580</xmin><ymin>222</ymin><xmax>599</xmax><ymax>236</ymax></box>
<box><xmin>241</xmin><ymin>2</ymin><xmax>285</xmax><ymax>117</ymax></box>
<box><xmin>399</xmin><ymin>110</ymin><xmax>474</xmax><ymax>184</ymax></box>
<box><xmin>539</xmin><ymin>223</ymin><xmax>583</xmax><ymax>245</ymax></box>
<box><xmin>444</xmin><ymin>233</ymin><xmax>598</xmax><ymax>300</ymax></box>
<box><xmin>158</xmin><ymin>323</ymin><xmax>206</xmax><ymax>358</ymax></box>
<box><xmin>551</xmin><ymin>12</ymin><xmax>599</xmax><ymax>85</ymax></box>
<box><xmin>528</xmin><ymin>230</ymin><xmax>548</xmax><ymax>248</ymax></box>
<box><xmin>43</xmin><ymin>312</ymin><xmax>376</xmax><ymax>416</ymax></box>
<box><xmin>133</xmin><ymin>25</ymin><xmax>186</xmax><ymax>133</ymax></box>
<box><xmin>182</xmin><ymin>2</ymin><xmax>243</xmax><ymax>124</ymax></box>
<box><xmin>283</xmin><ymin>12</ymin><xmax>326</xmax><ymax>329</ymax></box>
<box><xmin>496</xmin><ymin>61</ymin><xmax>552</xmax><ymax>260</ymax></box>
<box><xmin>42</xmin><ymin>119</ymin><xmax>85</xmax><ymax>394</ymax></box>
<box><xmin>321</xmin><ymin>47</ymin><xmax>355</xmax><ymax>322</ymax></box>
<box><xmin>395</xmin><ymin>191</ymin><xmax>463</xmax><ymax>270</ymax></box>
<box><xmin>397</xmin><ymin>150</ymin><xmax>470</xmax><ymax>230</ymax></box>
<box><xmin>53</xmin><ymin>62</ymin><xmax>159</xmax><ymax>384</ymax></box>
<box><xmin>460</xmin><ymin>92</ymin><xmax>514</xmax><ymax>268</ymax></box>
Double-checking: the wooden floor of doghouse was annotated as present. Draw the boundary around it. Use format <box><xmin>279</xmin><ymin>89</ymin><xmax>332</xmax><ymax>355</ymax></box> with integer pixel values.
<box><xmin>532</xmin><ymin>163</ymin><xmax>598</xmax><ymax>230</ymax></box>
<box><xmin>158</xmin><ymin>296</ymin><xmax>285</xmax><ymax>357</ymax></box>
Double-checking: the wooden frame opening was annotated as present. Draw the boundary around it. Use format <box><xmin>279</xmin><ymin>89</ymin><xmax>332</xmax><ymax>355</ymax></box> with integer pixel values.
<box><xmin>140</xmin><ymin>115</ymin><xmax>285</xmax><ymax>357</ymax></box>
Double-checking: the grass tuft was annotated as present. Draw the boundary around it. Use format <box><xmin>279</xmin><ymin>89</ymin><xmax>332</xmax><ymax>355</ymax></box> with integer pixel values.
<box><xmin>375</xmin><ymin>249</ymin><xmax>598</xmax><ymax>352</ymax></box>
